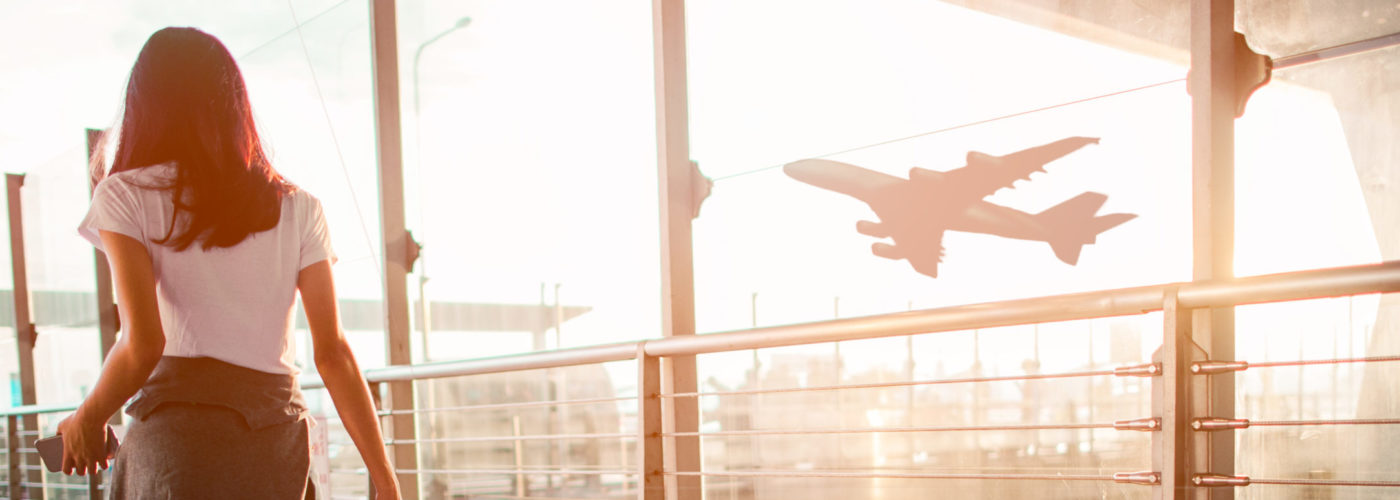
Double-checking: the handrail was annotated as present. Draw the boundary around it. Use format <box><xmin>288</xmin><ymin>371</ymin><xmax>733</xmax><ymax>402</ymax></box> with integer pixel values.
<box><xmin>5</xmin><ymin>260</ymin><xmax>1398</xmax><ymax>413</ymax></box>
<box><xmin>0</xmin><ymin>402</ymin><xmax>78</xmax><ymax>418</ymax></box>
<box><xmin>299</xmin><ymin>340</ymin><xmax>640</xmax><ymax>389</ymax></box>
<box><xmin>355</xmin><ymin>260</ymin><xmax>1400</xmax><ymax>387</ymax></box>
<box><xmin>644</xmin><ymin>260</ymin><xmax>1400</xmax><ymax>357</ymax></box>
<box><xmin>1176</xmin><ymin>260</ymin><xmax>1400</xmax><ymax>307</ymax></box>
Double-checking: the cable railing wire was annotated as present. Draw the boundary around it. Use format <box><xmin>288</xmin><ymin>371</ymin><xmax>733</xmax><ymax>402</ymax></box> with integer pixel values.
<box><xmin>1249</xmin><ymin>418</ymin><xmax>1400</xmax><ymax>427</ymax></box>
<box><xmin>392</xmin><ymin>428</ymin><xmax>638</xmax><ymax>445</ymax></box>
<box><xmin>710</xmin><ymin>78</ymin><xmax>1185</xmax><ymax>182</ymax></box>
<box><xmin>1193</xmin><ymin>354</ymin><xmax>1400</xmax><ymax>375</ymax></box>
<box><xmin>425</xmin><ymin>464</ymin><xmax>631</xmax><ymax>472</ymax></box>
<box><xmin>459</xmin><ymin>493</ymin><xmax>639</xmax><ymax>500</ymax></box>
<box><xmin>665</xmin><ymin>421</ymin><xmax>1117</xmax><ymax>438</ymax></box>
<box><xmin>666</xmin><ymin>470</ymin><xmax>1115</xmax><ymax>481</ymax></box>
<box><xmin>397</xmin><ymin>468</ymin><xmax>636</xmax><ymax>476</ymax></box>
<box><xmin>20</xmin><ymin>482</ymin><xmax>87</xmax><ymax>491</ymax></box>
<box><xmin>665</xmin><ymin>368</ymin><xmax>1117</xmax><ymax>399</ymax></box>
<box><xmin>1250</xmin><ymin>478</ymin><xmax>1400</xmax><ymax>488</ymax></box>
<box><xmin>380</xmin><ymin>395</ymin><xmax>637</xmax><ymax>416</ymax></box>
<box><xmin>1250</xmin><ymin>354</ymin><xmax>1400</xmax><ymax>369</ymax></box>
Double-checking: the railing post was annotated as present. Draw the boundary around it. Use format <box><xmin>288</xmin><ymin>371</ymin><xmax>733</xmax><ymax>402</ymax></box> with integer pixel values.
<box><xmin>1189</xmin><ymin>0</ymin><xmax>1239</xmax><ymax>496</ymax></box>
<box><xmin>368</xmin><ymin>0</ymin><xmax>420</xmax><ymax>497</ymax></box>
<box><xmin>7</xmin><ymin>415</ymin><xmax>17</xmax><ymax>500</ymax></box>
<box><xmin>1156</xmin><ymin>289</ymin><xmax>1210</xmax><ymax>499</ymax></box>
<box><xmin>88</xmin><ymin>466</ymin><xmax>101</xmax><ymax>499</ymax></box>
<box><xmin>512</xmin><ymin>415</ymin><xmax>526</xmax><ymax>497</ymax></box>
<box><xmin>652</xmin><ymin>0</ymin><xmax>703</xmax><ymax>497</ymax></box>
<box><xmin>637</xmin><ymin>346</ymin><xmax>664</xmax><ymax>500</ymax></box>
<box><xmin>6</xmin><ymin>174</ymin><xmax>42</xmax><ymax>500</ymax></box>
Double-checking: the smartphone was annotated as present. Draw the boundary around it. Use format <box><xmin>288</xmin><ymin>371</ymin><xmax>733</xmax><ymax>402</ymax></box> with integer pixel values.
<box><xmin>36</xmin><ymin>426</ymin><xmax>119</xmax><ymax>473</ymax></box>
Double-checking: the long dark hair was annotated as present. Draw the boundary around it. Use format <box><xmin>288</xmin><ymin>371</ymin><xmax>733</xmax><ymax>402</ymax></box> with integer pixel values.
<box><xmin>106</xmin><ymin>27</ymin><xmax>292</xmax><ymax>251</ymax></box>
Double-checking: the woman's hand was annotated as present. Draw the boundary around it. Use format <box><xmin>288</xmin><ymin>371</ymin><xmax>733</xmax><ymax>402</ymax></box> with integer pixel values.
<box><xmin>56</xmin><ymin>412</ymin><xmax>111</xmax><ymax>476</ymax></box>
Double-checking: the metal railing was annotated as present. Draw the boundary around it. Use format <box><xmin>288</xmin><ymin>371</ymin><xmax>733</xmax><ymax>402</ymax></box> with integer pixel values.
<box><xmin>2</xmin><ymin>260</ymin><xmax>1398</xmax><ymax>499</ymax></box>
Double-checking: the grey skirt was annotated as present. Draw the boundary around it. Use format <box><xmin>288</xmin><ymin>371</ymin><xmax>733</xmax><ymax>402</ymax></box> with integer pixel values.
<box><xmin>108</xmin><ymin>357</ymin><xmax>311</xmax><ymax>499</ymax></box>
<box><xmin>108</xmin><ymin>402</ymin><xmax>310</xmax><ymax>499</ymax></box>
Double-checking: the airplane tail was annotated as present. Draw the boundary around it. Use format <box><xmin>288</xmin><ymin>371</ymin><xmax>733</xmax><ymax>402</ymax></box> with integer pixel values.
<box><xmin>1036</xmin><ymin>192</ymin><xmax>1136</xmax><ymax>265</ymax></box>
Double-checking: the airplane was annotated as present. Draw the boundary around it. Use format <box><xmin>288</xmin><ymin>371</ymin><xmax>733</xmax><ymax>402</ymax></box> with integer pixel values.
<box><xmin>783</xmin><ymin>136</ymin><xmax>1136</xmax><ymax>278</ymax></box>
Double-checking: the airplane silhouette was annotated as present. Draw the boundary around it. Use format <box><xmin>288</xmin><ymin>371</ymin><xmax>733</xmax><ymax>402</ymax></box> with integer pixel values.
<box><xmin>783</xmin><ymin>136</ymin><xmax>1135</xmax><ymax>278</ymax></box>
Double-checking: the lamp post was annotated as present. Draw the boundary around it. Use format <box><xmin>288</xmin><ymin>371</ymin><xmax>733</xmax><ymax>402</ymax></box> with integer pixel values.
<box><xmin>411</xmin><ymin>21</ymin><xmax>469</xmax><ymax>498</ymax></box>
<box><xmin>411</xmin><ymin>15</ymin><xmax>471</xmax><ymax>363</ymax></box>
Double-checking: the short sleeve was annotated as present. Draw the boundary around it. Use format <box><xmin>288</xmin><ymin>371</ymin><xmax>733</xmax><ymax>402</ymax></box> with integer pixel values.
<box><xmin>299</xmin><ymin>193</ymin><xmax>337</xmax><ymax>270</ymax></box>
<box><xmin>78</xmin><ymin>178</ymin><xmax>145</xmax><ymax>251</ymax></box>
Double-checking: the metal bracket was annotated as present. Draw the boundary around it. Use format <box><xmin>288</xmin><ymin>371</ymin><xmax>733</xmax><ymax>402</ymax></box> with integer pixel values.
<box><xmin>404</xmin><ymin>230</ymin><xmax>422</xmax><ymax>272</ymax></box>
<box><xmin>1194</xmin><ymin>474</ymin><xmax>1251</xmax><ymax>487</ymax></box>
<box><xmin>1191</xmin><ymin>360</ymin><xmax>1248</xmax><ymax>375</ymax></box>
<box><xmin>689</xmin><ymin>160</ymin><xmax>711</xmax><ymax>219</ymax></box>
<box><xmin>1187</xmin><ymin>32</ymin><xmax>1273</xmax><ymax>118</ymax></box>
<box><xmin>1114</xmin><ymin>471</ymin><xmax>1161</xmax><ymax>485</ymax></box>
<box><xmin>1231</xmin><ymin>32</ymin><xmax>1272</xmax><ymax>118</ymax></box>
<box><xmin>1115</xmin><ymin>417</ymin><xmax>1162</xmax><ymax>432</ymax></box>
<box><xmin>1192</xmin><ymin>417</ymin><xmax>1250</xmax><ymax>431</ymax></box>
<box><xmin>1115</xmin><ymin>362</ymin><xmax>1161</xmax><ymax>377</ymax></box>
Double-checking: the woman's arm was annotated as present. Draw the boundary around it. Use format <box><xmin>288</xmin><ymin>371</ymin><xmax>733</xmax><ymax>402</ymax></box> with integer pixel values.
<box><xmin>298</xmin><ymin>260</ymin><xmax>400</xmax><ymax>499</ymax></box>
<box><xmin>58</xmin><ymin>231</ymin><xmax>166</xmax><ymax>476</ymax></box>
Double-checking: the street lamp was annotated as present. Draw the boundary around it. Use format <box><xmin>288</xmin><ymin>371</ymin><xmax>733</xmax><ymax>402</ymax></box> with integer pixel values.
<box><xmin>411</xmin><ymin>19</ymin><xmax>470</xmax><ymax>493</ymax></box>
<box><xmin>413</xmin><ymin>16</ymin><xmax>473</xmax><ymax>128</ymax></box>
<box><xmin>411</xmin><ymin>15</ymin><xmax>471</xmax><ymax>363</ymax></box>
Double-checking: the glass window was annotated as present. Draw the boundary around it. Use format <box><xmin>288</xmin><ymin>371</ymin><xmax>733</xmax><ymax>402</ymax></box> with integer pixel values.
<box><xmin>687</xmin><ymin>4</ymin><xmax>1187</xmax><ymax>496</ymax></box>
<box><xmin>1235</xmin><ymin>44</ymin><xmax>1396</xmax><ymax>275</ymax></box>
<box><xmin>0</xmin><ymin>2</ymin><xmax>383</xmax><ymax>471</ymax></box>
<box><xmin>1236</xmin><ymin>5</ymin><xmax>1400</xmax><ymax>494</ymax></box>
<box><xmin>688</xmin><ymin>0</ymin><xmax>1190</xmax><ymax>332</ymax></box>
<box><xmin>396</xmin><ymin>0</ymin><xmax>660</xmax><ymax>362</ymax></box>
<box><xmin>0</xmin><ymin>0</ymin><xmax>383</xmax><ymax>360</ymax></box>
<box><xmin>21</xmin><ymin>166</ymin><xmax>104</xmax><ymax>406</ymax></box>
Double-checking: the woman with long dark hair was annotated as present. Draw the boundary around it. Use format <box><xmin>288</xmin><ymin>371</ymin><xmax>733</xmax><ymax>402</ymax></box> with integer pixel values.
<box><xmin>59</xmin><ymin>27</ymin><xmax>400</xmax><ymax>498</ymax></box>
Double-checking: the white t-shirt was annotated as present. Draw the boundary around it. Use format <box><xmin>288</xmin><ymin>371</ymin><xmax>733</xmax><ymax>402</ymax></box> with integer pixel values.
<box><xmin>78</xmin><ymin>163</ymin><xmax>335</xmax><ymax>376</ymax></box>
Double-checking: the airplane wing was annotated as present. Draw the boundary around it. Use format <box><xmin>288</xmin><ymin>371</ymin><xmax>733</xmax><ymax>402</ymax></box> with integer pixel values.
<box><xmin>914</xmin><ymin>136</ymin><xmax>1100</xmax><ymax>202</ymax></box>
<box><xmin>786</xmin><ymin>159</ymin><xmax>949</xmax><ymax>278</ymax></box>
<box><xmin>783</xmin><ymin>159</ymin><xmax>904</xmax><ymax>202</ymax></box>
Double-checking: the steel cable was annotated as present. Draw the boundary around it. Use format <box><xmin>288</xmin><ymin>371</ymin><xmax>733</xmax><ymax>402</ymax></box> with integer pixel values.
<box><xmin>665</xmin><ymin>368</ymin><xmax>1117</xmax><ymax>399</ymax></box>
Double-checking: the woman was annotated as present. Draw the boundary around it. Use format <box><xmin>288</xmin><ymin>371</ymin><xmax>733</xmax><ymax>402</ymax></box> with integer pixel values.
<box><xmin>58</xmin><ymin>27</ymin><xmax>400</xmax><ymax>499</ymax></box>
